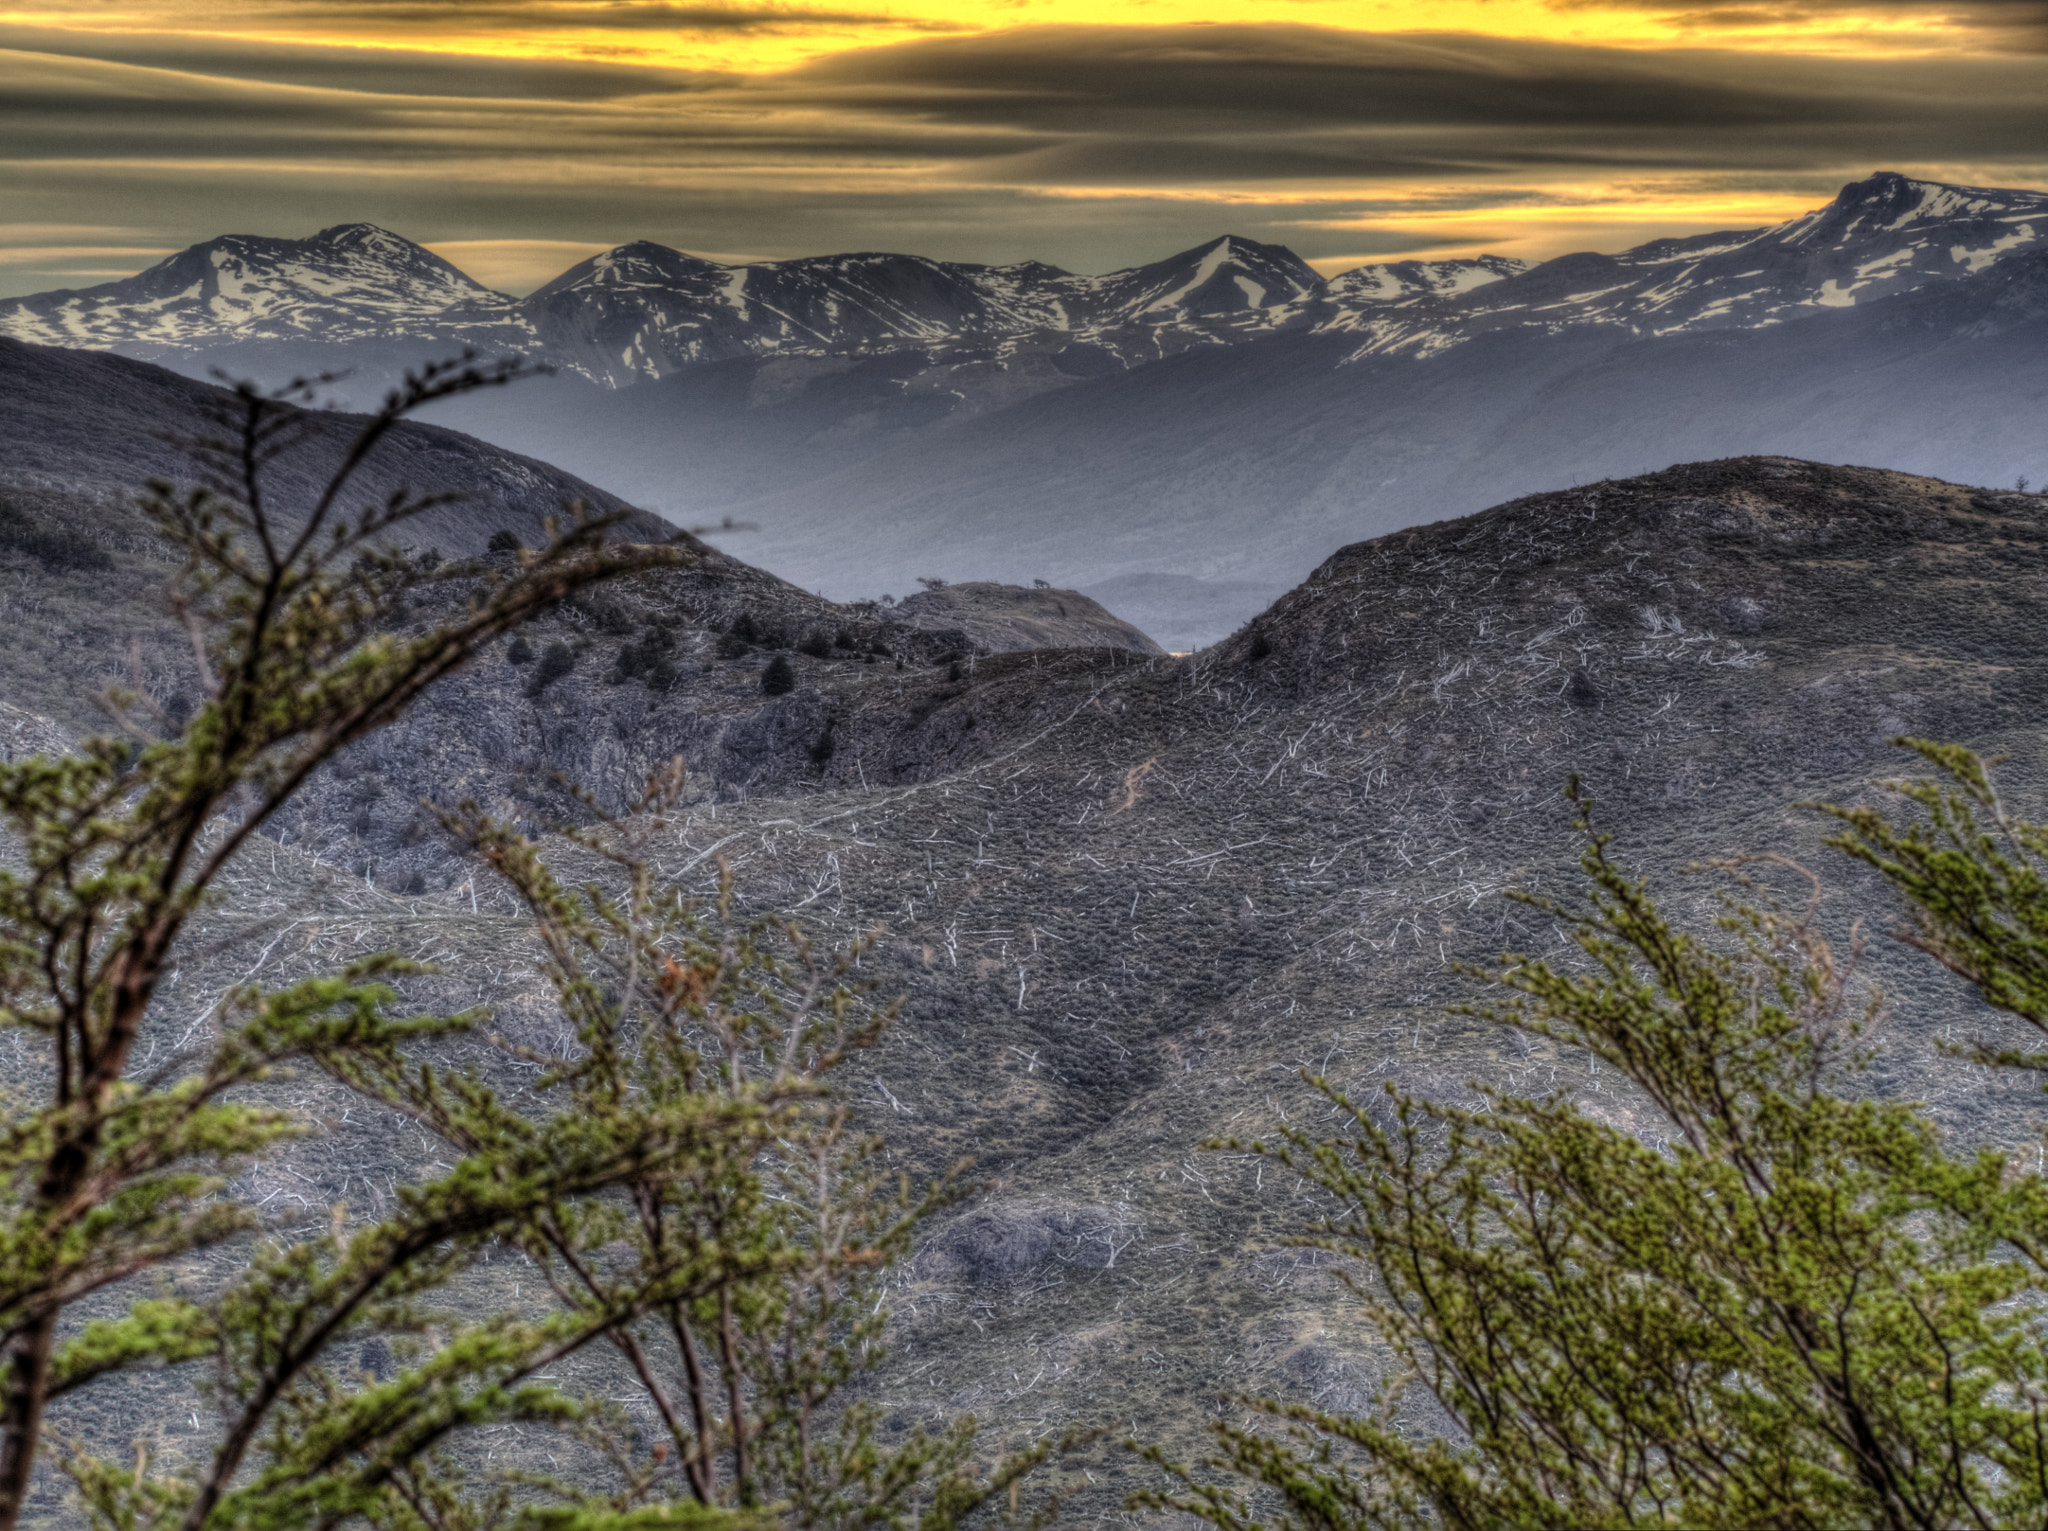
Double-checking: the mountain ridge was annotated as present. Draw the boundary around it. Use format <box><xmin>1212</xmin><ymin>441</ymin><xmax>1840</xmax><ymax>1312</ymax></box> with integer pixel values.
<box><xmin>7</xmin><ymin>173</ymin><xmax>2042</xmax><ymax>393</ymax></box>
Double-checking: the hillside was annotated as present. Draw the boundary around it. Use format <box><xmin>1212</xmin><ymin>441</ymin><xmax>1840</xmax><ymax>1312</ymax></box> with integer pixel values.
<box><xmin>5</xmin><ymin>431</ymin><xmax>2048</xmax><ymax>1517</ymax></box>
<box><xmin>0</xmin><ymin>337</ymin><xmax>675</xmax><ymax>556</ymax></box>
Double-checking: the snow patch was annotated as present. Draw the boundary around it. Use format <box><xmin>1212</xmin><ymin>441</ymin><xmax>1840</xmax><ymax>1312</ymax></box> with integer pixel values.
<box><xmin>1142</xmin><ymin>240</ymin><xmax>1234</xmax><ymax>314</ymax></box>
<box><xmin>1951</xmin><ymin>225</ymin><xmax>2036</xmax><ymax>273</ymax></box>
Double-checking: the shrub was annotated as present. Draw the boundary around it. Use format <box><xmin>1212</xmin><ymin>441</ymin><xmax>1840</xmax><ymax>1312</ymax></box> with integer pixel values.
<box><xmin>796</xmin><ymin>632</ymin><xmax>833</xmax><ymax>659</ymax></box>
<box><xmin>487</xmin><ymin>527</ymin><xmax>523</xmax><ymax>552</ymax></box>
<box><xmin>507</xmin><ymin>634</ymin><xmax>535</xmax><ymax>664</ymax></box>
<box><xmin>526</xmin><ymin>639</ymin><xmax>574</xmax><ymax>697</ymax></box>
<box><xmin>0</xmin><ymin>359</ymin><xmax>1056</xmax><ymax>1531</ymax></box>
<box><xmin>761</xmin><ymin>654</ymin><xmax>796</xmax><ymax>695</ymax></box>
<box><xmin>1144</xmin><ymin>756</ymin><xmax>2048</xmax><ymax>1531</ymax></box>
<box><xmin>573</xmin><ymin>592</ymin><xmax>636</xmax><ymax>636</ymax></box>
<box><xmin>609</xmin><ymin>626</ymin><xmax>679</xmax><ymax>690</ymax></box>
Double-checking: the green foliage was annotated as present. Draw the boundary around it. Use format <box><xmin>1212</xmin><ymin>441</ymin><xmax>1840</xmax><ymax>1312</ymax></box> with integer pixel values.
<box><xmin>1142</xmin><ymin>763</ymin><xmax>2048</xmax><ymax>1531</ymax></box>
<box><xmin>0</xmin><ymin>363</ymin><xmax>1043</xmax><ymax>1529</ymax></box>
<box><xmin>1825</xmin><ymin>739</ymin><xmax>2048</xmax><ymax>1051</ymax></box>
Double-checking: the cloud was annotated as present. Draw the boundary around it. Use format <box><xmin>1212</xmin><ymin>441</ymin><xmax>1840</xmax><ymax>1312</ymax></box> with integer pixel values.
<box><xmin>2</xmin><ymin>18</ymin><xmax>2047</xmax><ymax>295</ymax></box>
<box><xmin>1558</xmin><ymin>0</ymin><xmax>2048</xmax><ymax>50</ymax></box>
<box><xmin>270</xmin><ymin>1</ymin><xmax>959</xmax><ymax>31</ymax></box>
<box><xmin>786</xmin><ymin>24</ymin><xmax>2048</xmax><ymax>146</ymax></box>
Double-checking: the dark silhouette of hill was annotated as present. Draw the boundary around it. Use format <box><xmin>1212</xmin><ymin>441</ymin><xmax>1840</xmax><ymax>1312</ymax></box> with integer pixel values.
<box><xmin>0</xmin><ymin>336</ymin><xmax>675</xmax><ymax>555</ymax></box>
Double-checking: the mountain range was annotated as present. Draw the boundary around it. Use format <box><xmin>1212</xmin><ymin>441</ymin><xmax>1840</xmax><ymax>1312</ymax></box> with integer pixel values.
<box><xmin>6</xmin><ymin>171</ymin><xmax>2047</xmax><ymax>644</ymax></box>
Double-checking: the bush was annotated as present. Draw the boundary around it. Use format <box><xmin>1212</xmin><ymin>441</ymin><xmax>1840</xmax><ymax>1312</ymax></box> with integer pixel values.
<box><xmin>761</xmin><ymin>654</ymin><xmax>796</xmax><ymax>695</ymax></box>
<box><xmin>572</xmin><ymin>592</ymin><xmax>635</xmax><ymax>635</ymax></box>
<box><xmin>487</xmin><ymin>527</ymin><xmax>523</xmax><ymax>552</ymax></box>
<box><xmin>0</xmin><ymin>359</ymin><xmax>1052</xmax><ymax>1530</ymax></box>
<box><xmin>609</xmin><ymin>626</ymin><xmax>679</xmax><ymax>690</ymax></box>
<box><xmin>525</xmin><ymin>638</ymin><xmax>574</xmax><ymax>697</ymax></box>
<box><xmin>1145</xmin><ymin>756</ymin><xmax>2048</xmax><ymax>1531</ymax></box>
<box><xmin>507</xmin><ymin>634</ymin><xmax>534</xmax><ymax>664</ymax></box>
<box><xmin>796</xmin><ymin>632</ymin><xmax>833</xmax><ymax>659</ymax></box>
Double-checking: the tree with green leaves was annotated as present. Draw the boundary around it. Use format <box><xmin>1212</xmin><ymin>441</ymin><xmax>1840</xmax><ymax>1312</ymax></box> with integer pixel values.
<box><xmin>0</xmin><ymin>363</ymin><xmax>1045</xmax><ymax>1529</ymax></box>
<box><xmin>1141</xmin><ymin>750</ymin><xmax>2048</xmax><ymax>1531</ymax></box>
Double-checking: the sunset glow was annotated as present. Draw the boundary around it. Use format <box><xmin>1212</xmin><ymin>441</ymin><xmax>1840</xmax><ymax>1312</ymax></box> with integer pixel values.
<box><xmin>2</xmin><ymin>0</ymin><xmax>2043</xmax><ymax>294</ymax></box>
<box><xmin>5</xmin><ymin>0</ymin><xmax>2035</xmax><ymax>70</ymax></box>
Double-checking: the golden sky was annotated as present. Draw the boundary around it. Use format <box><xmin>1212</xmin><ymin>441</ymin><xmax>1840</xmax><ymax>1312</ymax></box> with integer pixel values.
<box><xmin>1</xmin><ymin>0</ymin><xmax>2044</xmax><ymax>293</ymax></box>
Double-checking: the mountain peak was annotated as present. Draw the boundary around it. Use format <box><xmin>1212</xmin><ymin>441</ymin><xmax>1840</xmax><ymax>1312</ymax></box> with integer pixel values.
<box><xmin>1796</xmin><ymin>170</ymin><xmax>2048</xmax><ymax>248</ymax></box>
<box><xmin>312</xmin><ymin>222</ymin><xmax>418</xmax><ymax>254</ymax></box>
<box><xmin>526</xmin><ymin>242</ymin><xmax>732</xmax><ymax>303</ymax></box>
<box><xmin>1093</xmin><ymin>233</ymin><xmax>1322</xmax><ymax>321</ymax></box>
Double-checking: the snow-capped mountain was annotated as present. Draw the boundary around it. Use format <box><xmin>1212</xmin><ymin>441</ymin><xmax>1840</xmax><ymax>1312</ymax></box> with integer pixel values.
<box><xmin>521</xmin><ymin>244</ymin><xmax>1084</xmax><ymax>384</ymax></box>
<box><xmin>0</xmin><ymin>224</ymin><xmax>1336</xmax><ymax>386</ymax></box>
<box><xmin>0</xmin><ymin>223</ymin><xmax>528</xmax><ymax>355</ymax></box>
<box><xmin>1327</xmin><ymin>172</ymin><xmax>2048</xmax><ymax>360</ymax></box>
<box><xmin>517</xmin><ymin>233</ymin><xmax>1327</xmax><ymax>385</ymax></box>
<box><xmin>9</xmin><ymin>174</ymin><xmax>2037</xmax><ymax>391</ymax></box>
<box><xmin>1056</xmin><ymin>234</ymin><xmax>1322</xmax><ymax>324</ymax></box>
<box><xmin>1323</xmin><ymin>254</ymin><xmax>1533</xmax><ymax>306</ymax></box>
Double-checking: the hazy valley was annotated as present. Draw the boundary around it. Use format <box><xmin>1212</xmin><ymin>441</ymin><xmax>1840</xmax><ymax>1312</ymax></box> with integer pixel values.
<box><xmin>7</xmin><ymin>172</ymin><xmax>2047</xmax><ymax>648</ymax></box>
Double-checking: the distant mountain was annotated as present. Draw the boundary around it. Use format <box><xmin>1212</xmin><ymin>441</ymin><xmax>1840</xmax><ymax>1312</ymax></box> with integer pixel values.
<box><xmin>6</xmin><ymin>172</ymin><xmax>2047</xmax><ymax>645</ymax></box>
<box><xmin>10</xmin><ymin>174</ymin><xmax>2039</xmax><ymax>388</ymax></box>
<box><xmin>0</xmin><ymin>224</ymin><xmax>527</xmax><ymax>356</ymax></box>
<box><xmin>0</xmin><ymin>226</ymin><xmax>1338</xmax><ymax>388</ymax></box>
<box><xmin>1324</xmin><ymin>171</ymin><xmax>2048</xmax><ymax>359</ymax></box>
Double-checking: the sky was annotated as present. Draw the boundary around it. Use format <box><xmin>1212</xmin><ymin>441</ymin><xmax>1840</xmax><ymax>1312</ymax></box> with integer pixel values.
<box><xmin>2</xmin><ymin>0</ymin><xmax>2045</xmax><ymax>296</ymax></box>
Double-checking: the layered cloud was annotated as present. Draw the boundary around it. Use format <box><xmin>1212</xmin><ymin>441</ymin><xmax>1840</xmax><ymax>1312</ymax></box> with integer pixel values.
<box><xmin>3</xmin><ymin>14</ymin><xmax>2045</xmax><ymax>295</ymax></box>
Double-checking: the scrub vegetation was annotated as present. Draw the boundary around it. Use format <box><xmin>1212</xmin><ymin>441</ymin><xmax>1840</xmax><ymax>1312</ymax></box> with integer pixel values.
<box><xmin>8</xmin><ymin>352</ymin><xmax>2048</xmax><ymax>1527</ymax></box>
<box><xmin>0</xmin><ymin>367</ymin><xmax>1048</xmax><ymax>1530</ymax></box>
